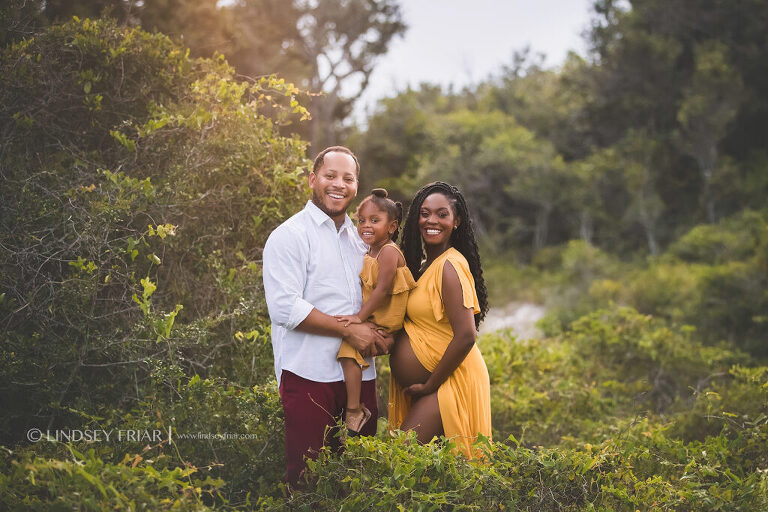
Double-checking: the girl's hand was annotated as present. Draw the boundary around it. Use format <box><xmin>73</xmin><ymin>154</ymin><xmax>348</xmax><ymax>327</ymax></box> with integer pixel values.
<box><xmin>404</xmin><ymin>382</ymin><xmax>436</xmax><ymax>398</ymax></box>
<box><xmin>335</xmin><ymin>314</ymin><xmax>362</xmax><ymax>327</ymax></box>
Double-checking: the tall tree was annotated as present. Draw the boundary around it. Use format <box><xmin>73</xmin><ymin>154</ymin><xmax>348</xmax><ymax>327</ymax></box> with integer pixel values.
<box><xmin>586</xmin><ymin>0</ymin><xmax>768</xmax><ymax>228</ymax></box>
<box><xmin>618</xmin><ymin>133</ymin><xmax>664</xmax><ymax>255</ymax></box>
<box><xmin>1</xmin><ymin>0</ymin><xmax>405</xmax><ymax>153</ymax></box>
<box><xmin>674</xmin><ymin>41</ymin><xmax>743</xmax><ymax>223</ymax></box>
<box><xmin>295</xmin><ymin>0</ymin><xmax>405</xmax><ymax>150</ymax></box>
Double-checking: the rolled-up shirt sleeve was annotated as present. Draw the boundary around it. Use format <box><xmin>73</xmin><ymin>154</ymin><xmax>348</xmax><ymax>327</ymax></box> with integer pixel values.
<box><xmin>262</xmin><ymin>226</ymin><xmax>314</xmax><ymax>330</ymax></box>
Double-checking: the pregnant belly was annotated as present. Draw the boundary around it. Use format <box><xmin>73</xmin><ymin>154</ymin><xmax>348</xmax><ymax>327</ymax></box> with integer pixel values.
<box><xmin>390</xmin><ymin>331</ymin><xmax>431</xmax><ymax>388</ymax></box>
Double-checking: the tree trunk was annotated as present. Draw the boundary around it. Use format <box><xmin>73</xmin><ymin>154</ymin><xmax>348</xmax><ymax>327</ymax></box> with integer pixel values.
<box><xmin>533</xmin><ymin>203</ymin><xmax>551</xmax><ymax>251</ymax></box>
<box><xmin>579</xmin><ymin>209</ymin><xmax>593</xmax><ymax>244</ymax></box>
<box><xmin>644</xmin><ymin>221</ymin><xmax>659</xmax><ymax>256</ymax></box>
<box><xmin>309</xmin><ymin>92</ymin><xmax>339</xmax><ymax>152</ymax></box>
<box><xmin>698</xmin><ymin>148</ymin><xmax>717</xmax><ymax>223</ymax></box>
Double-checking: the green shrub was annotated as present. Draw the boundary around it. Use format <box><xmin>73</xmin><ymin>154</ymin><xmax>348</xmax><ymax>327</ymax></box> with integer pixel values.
<box><xmin>0</xmin><ymin>444</ymin><xmax>223</xmax><ymax>511</ymax></box>
<box><xmin>96</xmin><ymin>376</ymin><xmax>287</xmax><ymax>502</ymax></box>
<box><xmin>283</xmin><ymin>413</ymin><xmax>768</xmax><ymax>511</ymax></box>
<box><xmin>668</xmin><ymin>210</ymin><xmax>767</xmax><ymax>265</ymax></box>
<box><xmin>695</xmin><ymin>261</ymin><xmax>768</xmax><ymax>356</ymax></box>
<box><xmin>530</xmin><ymin>213</ymin><xmax>768</xmax><ymax>356</ymax></box>
<box><xmin>483</xmin><ymin>307</ymin><xmax>747</xmax><ymax>447</ymax></box>
<box><xmin>0</xmin><ymin>17</ymin><xmax>308</xmax><ymax>444</ymax></box>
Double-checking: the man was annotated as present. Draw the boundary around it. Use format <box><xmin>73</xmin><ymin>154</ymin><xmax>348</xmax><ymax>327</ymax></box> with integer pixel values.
<box><xmin>262</xmin><ymin>146</ymin><xmax>392</xmax><ymax>484</ymax></box>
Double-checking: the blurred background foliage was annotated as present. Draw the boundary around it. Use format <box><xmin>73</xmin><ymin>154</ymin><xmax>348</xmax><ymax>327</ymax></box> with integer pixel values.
<box><xmin>1</xmin><ymin>0</ymin><xmax>767</xmax><ymax>510</ymax></box>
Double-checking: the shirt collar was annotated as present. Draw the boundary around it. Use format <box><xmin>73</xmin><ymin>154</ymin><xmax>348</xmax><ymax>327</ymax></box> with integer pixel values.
<box><xmin>305</xmin><ymin>200</ymin><xmax>354</xmax><ymax>233</ymax></box>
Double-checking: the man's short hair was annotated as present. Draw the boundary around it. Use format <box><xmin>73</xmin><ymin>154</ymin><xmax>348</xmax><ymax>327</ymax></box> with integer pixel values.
<box><xmin>312</xmin><ymin>146</ymin><xmax>360</xmax><ymax>175</ymax></box>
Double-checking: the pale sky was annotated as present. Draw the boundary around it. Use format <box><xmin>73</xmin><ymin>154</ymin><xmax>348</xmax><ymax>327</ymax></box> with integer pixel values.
<box><xmin>357</xmin><ymin>0</ymin><xmax>595</xmax><ymax>119</ymax></box>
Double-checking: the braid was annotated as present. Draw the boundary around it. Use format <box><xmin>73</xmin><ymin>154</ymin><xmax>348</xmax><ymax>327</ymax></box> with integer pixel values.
<box><xmin>391</xmin><ymin>201</ymin><xmax>404</xmax><ymax>242</ymax></box>
<box><xmin>400</xmin><ymin>182</ymin><xmax>488</xmax><ymax>328</ymax></box>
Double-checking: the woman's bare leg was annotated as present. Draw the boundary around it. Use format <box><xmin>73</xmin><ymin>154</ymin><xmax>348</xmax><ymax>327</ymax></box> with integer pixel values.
<box><xmin>400</xmin><ymin>392</ymin><xmax>443</xmax><ymax>444</ymax></box>
<box><xmin>390</xmin><ymin>332</ymin><xmax>442</xmax><ymax>441</ymax></box>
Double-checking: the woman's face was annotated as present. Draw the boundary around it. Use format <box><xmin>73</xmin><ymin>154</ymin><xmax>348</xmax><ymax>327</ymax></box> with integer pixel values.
<box><xmin>418</xmin><ymin>192</ymin><xmax>460</xmax><ymax>247</ymax></box>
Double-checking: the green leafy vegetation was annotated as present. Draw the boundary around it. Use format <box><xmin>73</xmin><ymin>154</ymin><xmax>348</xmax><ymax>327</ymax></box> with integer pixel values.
<box><xmin>0</xmin><ymin>16</ymin><xmax>304</xmax><ymax>498</ymax></box>
<box><xmin>3</xmin><ymin>1</ymin><xmax>768</xmax><ymax>510</ymax></box>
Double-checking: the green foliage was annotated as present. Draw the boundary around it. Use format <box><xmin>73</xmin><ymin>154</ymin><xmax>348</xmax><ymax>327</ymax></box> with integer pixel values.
<box><xmin>102</xmin><ymin>375</ymin><xmax>286</xmax><ymax>503</ymax></box>
<box><xmin>0</xmin><ymin>376</ymin><xmax>285</xmax><ymax>509</ymax></box>
<box><xmin>360</xmin><ymin>104</ymin><xmax>570</xmax><ymax>253</ymax></box>
<box><xmin>668</xmin><ymin>210</ymin><xmax>767</xmax><ymax>265</ymax></box>
<box><xmin>484</xmin><ymin>307</ymin><xmax>747</xmax><ymax>447</ymax></box>
<box><xmin>0</xmin><ymin>444</ymin><xmax>223</xmax><ymax>511</ymax></box>
<box><xmin>504</xmin><ymin>211</ymin><xmax>768</xmax><ymax>356</ymax></box>
<box><xmin>0</xmin><ymin>17</ymin><xmax>308</xmax><ymax>444</ymax></box>
<box><xmin>353</xmin><ymin>2</ymin><xmax>768</xmax><ymax>257</ymax></box>
<box><xmin>4</xmin><ymin>297</ymin><xmax>767</xmax><ymax>509</ymax></box>
<box><xmin>285</xmin><ymin>395</ymin><xmax>767</xmax><ymax>511</ymax></box>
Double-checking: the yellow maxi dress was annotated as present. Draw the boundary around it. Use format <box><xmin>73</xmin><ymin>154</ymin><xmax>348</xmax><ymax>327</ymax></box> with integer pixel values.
<box><xmin>388</xmin><ymin>247</ymin><xmax>492</xmax><ymax>458</ymax></box>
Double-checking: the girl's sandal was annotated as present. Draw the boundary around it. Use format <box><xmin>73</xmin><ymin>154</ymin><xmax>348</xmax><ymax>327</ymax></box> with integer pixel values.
<box><xmin>345</xmin><ymin>404</ymin><xmax>372</xmax><ymax>437</ymax></box>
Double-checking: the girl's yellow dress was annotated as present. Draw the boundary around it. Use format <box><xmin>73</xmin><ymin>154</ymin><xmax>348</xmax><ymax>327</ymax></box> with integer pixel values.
<box><xmin>337</xmin><ymin>243</ymin><xmax>416</xmax><ymax>368</ymax></box>
<box><xmin>388</xmin><ymin>247</ymin><xmax>492</xmax><ymax>458</ymax></box>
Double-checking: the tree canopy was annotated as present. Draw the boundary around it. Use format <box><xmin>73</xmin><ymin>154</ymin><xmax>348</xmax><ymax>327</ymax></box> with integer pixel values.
<box><xmin>2</xmin><ymin>0</ymin><xmax>405</xmax><ymax>153</ymax></box>
<box><xmin>355</xmin><ymin>0</ymin><xmax>768</xmax><ymax>258</ymax></box>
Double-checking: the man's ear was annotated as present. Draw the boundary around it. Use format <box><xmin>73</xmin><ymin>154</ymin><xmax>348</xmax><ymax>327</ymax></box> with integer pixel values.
<box><xmin>308</xmin><ymin>171</ymin><xmax>316</xmax><ymax>189</ymax></box>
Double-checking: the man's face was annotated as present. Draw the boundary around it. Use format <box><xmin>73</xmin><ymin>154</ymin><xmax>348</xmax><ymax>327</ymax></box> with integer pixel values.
<box><xmin>309</xmin><ymin>151</ymin><xmax>358</xmax><ymax>224</ymax></box>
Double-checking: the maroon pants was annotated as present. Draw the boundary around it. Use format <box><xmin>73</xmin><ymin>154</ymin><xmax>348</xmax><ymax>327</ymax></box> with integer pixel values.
<box><xmin>279</xmin><ymin>370</ymin><xmax>378</xmax><ymax>485</ymax></box>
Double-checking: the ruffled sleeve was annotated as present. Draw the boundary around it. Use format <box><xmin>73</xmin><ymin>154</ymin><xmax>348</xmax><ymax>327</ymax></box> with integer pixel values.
<box><xmin>391</xmin><ymin>265</ymin><xmax>416</xmax><ymax>295</ymax></box>
<box><xmin>428</xmin><ymin>250</ymin><xmax>480</xmax><ymax>322</ymax></box>
<box><xmin>359</xmin><ymin>254</ymin><xmax>377</xmax><ymax>290</ymax></box>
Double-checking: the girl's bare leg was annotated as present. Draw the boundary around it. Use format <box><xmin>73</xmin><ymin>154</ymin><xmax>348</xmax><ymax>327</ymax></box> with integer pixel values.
<box><xmin>400</xmin><ymin>392</ymin><xmax>443</xmax><ymax>444</ymax></box>
<box><xmin>340</xmin><ymin>357</ymin><xmax>367</xmax><ymax>431</ymax></box>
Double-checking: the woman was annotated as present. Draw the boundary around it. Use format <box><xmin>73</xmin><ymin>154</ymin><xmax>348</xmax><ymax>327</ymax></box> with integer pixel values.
<box><xmin>388</xmin><ymin>182</ymin><xmax>491</xmax><ymax>458</ymax></box>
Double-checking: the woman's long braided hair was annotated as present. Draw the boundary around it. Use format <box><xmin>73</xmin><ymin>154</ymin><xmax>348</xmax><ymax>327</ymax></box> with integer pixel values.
<box><xmin>400</xmin><ymin>182</ymin><xmax>488</xmax><ymax>328</ymax></box>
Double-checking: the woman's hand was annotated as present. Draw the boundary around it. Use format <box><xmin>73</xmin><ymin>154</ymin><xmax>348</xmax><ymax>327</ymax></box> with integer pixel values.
<box><xmin>335</xmin><ymin>314</ymin><xmax>362</xmax><ymax>327</ymax></box>
<box><xmin>404</xmin><ymin>381</ymin><xmax>436</xmax><ymax>398</ymax></box>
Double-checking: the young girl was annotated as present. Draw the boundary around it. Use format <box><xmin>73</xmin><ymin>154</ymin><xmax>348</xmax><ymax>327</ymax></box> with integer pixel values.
<box><xmin>336</xmin><ymin>188</ymin><xmax>416</xmax><ymax>434</ymax></box>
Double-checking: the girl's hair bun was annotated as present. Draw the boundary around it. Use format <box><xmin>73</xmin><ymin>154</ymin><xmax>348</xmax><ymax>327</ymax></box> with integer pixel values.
<box><xmin>371</xmin><ymin>188</ymin><xmax>388</xmax><ymax>198</ymax></box>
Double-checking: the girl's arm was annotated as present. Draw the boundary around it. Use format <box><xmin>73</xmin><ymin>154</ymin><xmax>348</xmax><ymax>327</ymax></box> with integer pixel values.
<box><xmin>404</xmin><ymin>260</ymin><xmax>476</xmax><ymax>397</ymax></box>
<box><xmin>336</xmin><ymin>245</ymin><xmax>400</xmax><ymax>326</ymax></box>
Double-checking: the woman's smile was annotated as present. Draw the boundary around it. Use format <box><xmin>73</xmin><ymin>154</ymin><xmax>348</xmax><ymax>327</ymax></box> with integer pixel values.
<box><xmin>418</xmin><ymin>193</ymin><xmax>458</xmax><ymax>248</ymax></box>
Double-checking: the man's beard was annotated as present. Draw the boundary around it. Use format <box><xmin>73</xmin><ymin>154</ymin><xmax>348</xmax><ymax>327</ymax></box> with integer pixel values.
<box><xmin>311</xmin><ymin>188</ymin><xmax>346</xmax><ymax>219</ymax></box>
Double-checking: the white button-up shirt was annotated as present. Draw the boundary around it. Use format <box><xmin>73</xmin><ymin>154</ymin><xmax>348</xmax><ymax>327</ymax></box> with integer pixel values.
<box><xmin>262</xmin><ymin>200</ymin><xmax>375</xmax><ymax>385</ymax></box>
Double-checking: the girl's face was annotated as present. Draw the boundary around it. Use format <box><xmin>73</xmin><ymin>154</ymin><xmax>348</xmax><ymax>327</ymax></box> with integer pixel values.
<box><xmin>357</xmin><ymin>201</ymin><xmax>397</xmax><ymax>247</ymax></box>
<box><xmin>418</xmin><ymin>193</ymin><xmax>459</xmax><ymax>247</ymax></box>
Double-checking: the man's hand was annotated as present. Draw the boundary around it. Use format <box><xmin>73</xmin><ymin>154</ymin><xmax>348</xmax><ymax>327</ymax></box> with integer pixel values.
<box><xmin>335</xmin><ymin>314</ymin><xmax>363</xmax><ymax>327</ymax></box>
<box><xmin>343</xmin><ymin>323</ymin><xmax>377</xmax><ymax>357</ymax></box>
<box><xmin>372</xmin><ymin>328</ymin><xmax>394</xmax><ymax>356</ymax></box>
<box><xmin>343</xmin><ymin>323</ymin><xmax>394</xmax><ymax>358</ymax></box>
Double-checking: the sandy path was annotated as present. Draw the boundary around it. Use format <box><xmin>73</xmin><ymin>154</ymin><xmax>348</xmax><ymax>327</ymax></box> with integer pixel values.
<box><xmin>480</xmin><ymin>302</ymin><xmax>546</xmax><ymax>339</ymax></box>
